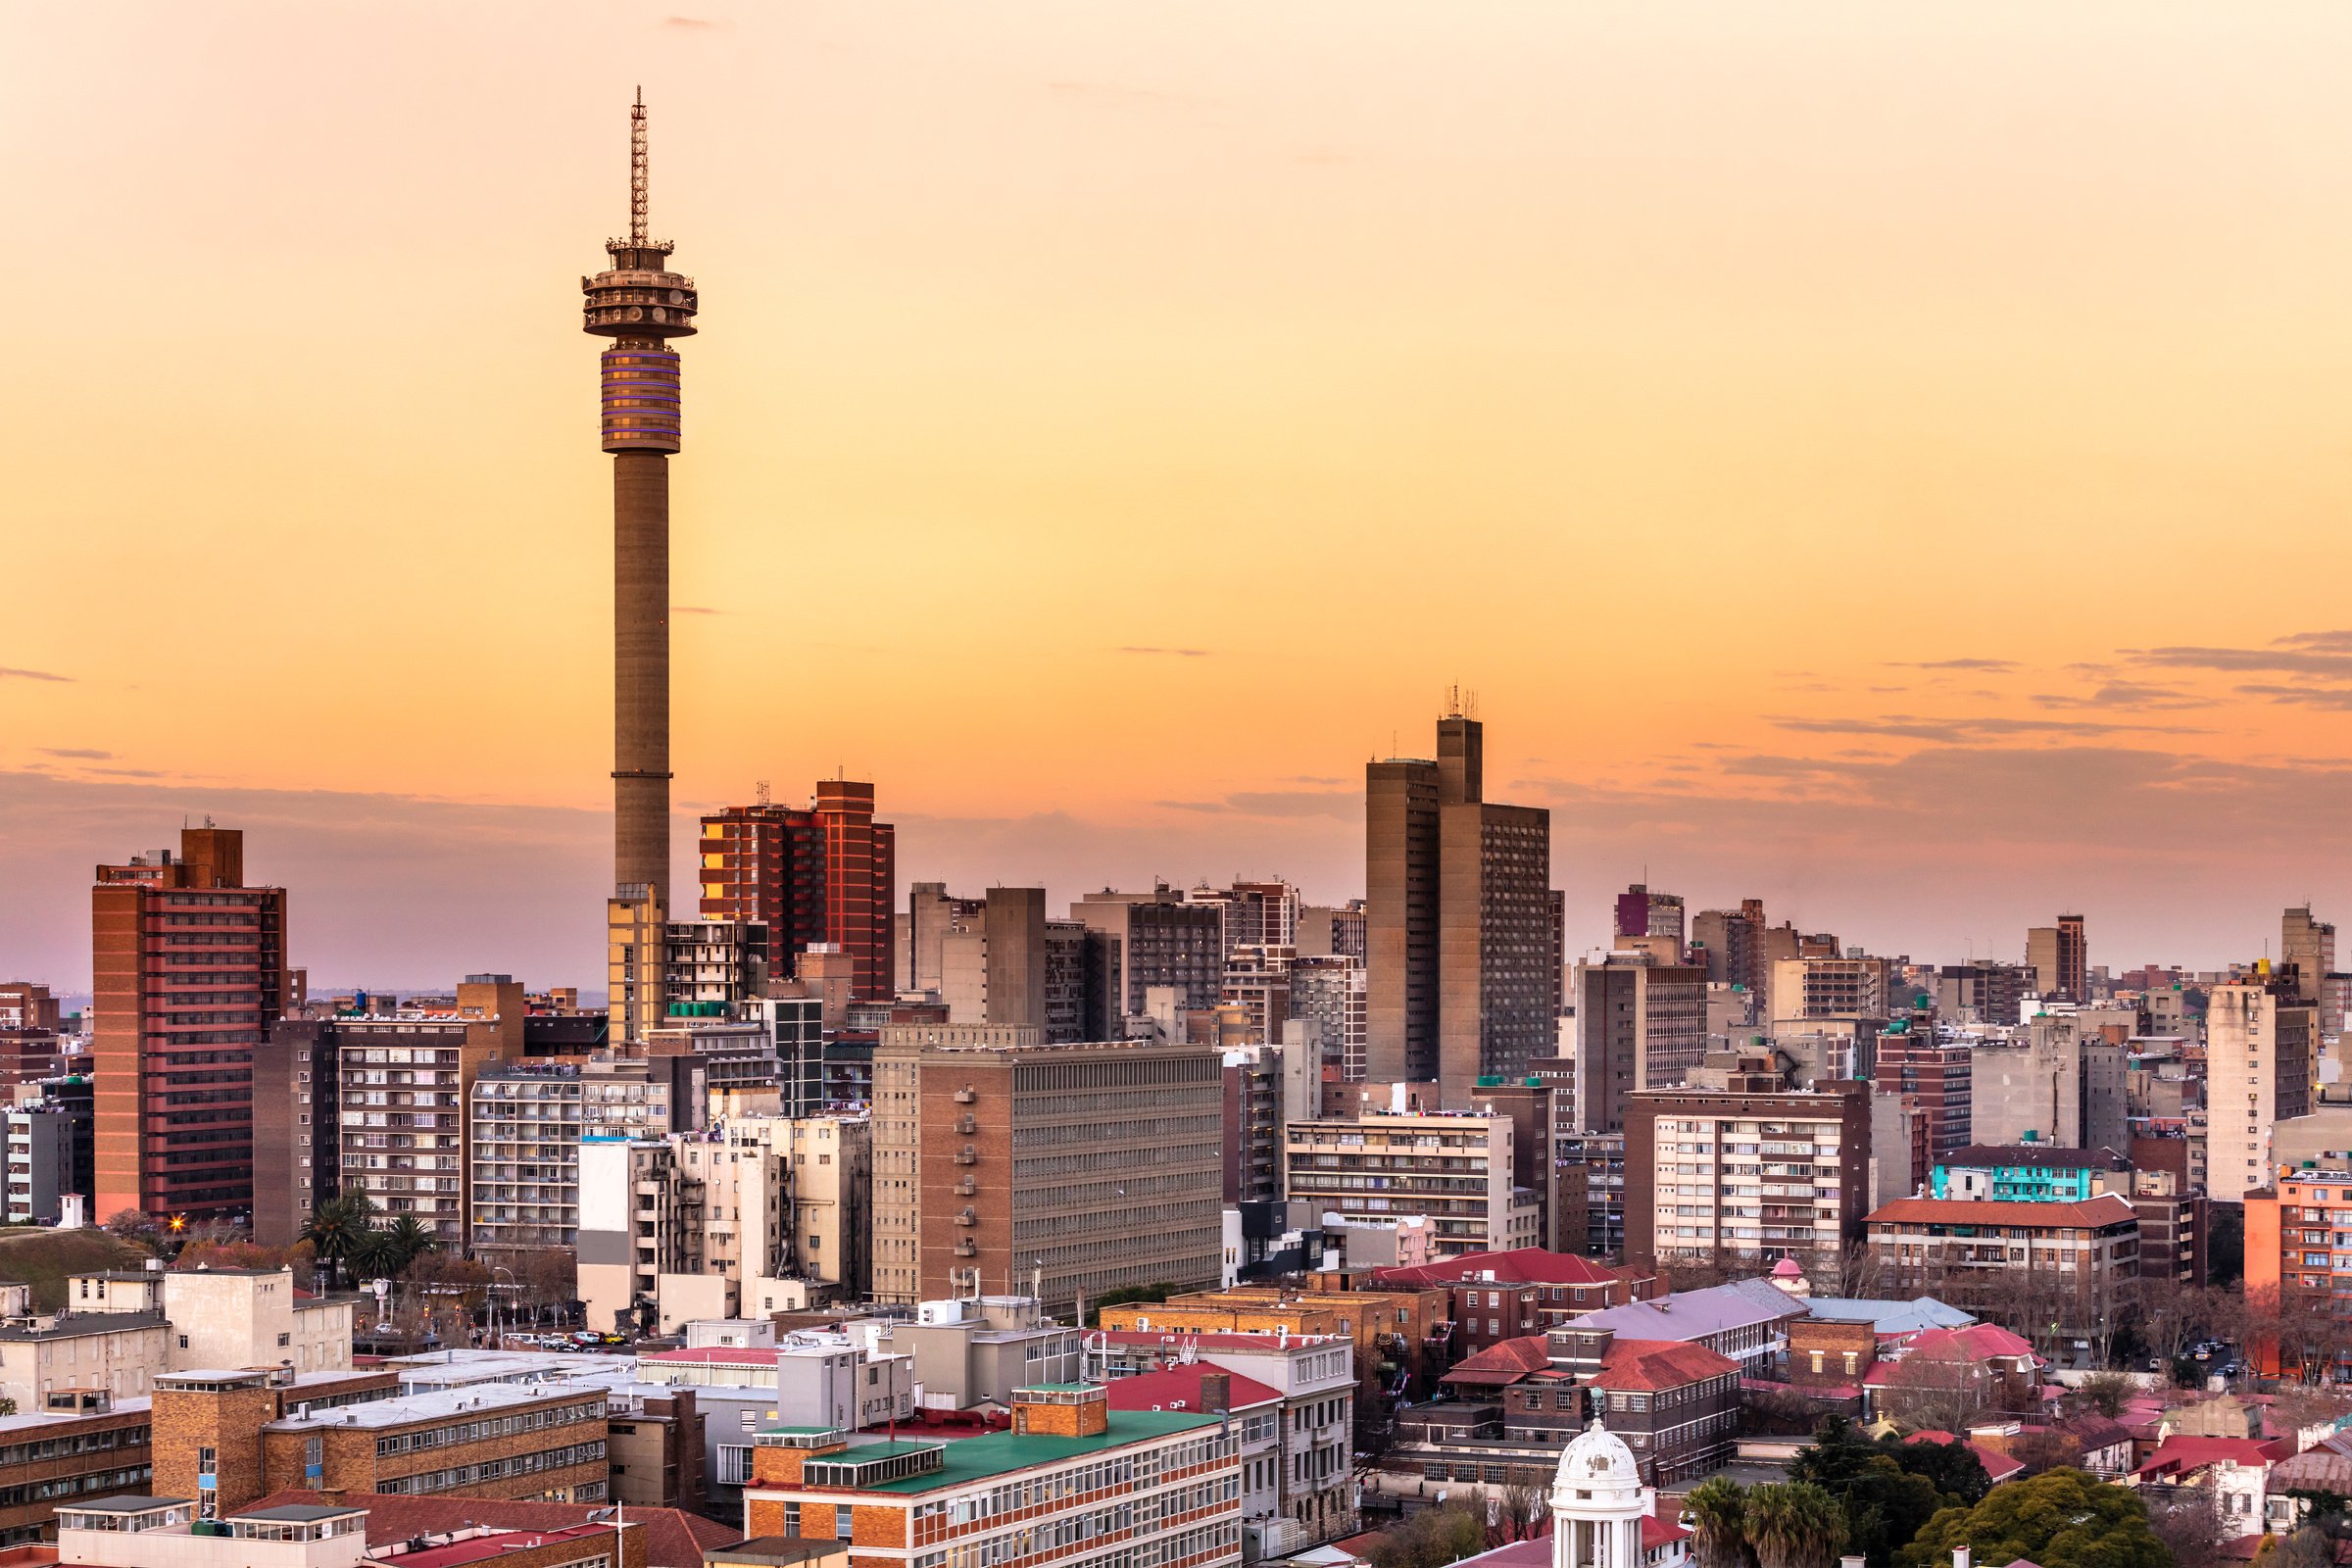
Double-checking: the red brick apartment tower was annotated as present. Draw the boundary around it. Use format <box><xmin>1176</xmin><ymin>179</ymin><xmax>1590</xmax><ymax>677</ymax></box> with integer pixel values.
<box><xmin>701</xmin><ymin>783</ymin><xmax>894</xmax><ymax>996</ymax></box>
<box><xmin>93</xmin><ymin>825</ymin><xmax>286</xmax><ymax>1221</ymax></box>
<box><xmin>815</xmin><ymin>781</ymin><xmax>895</xmax><ymax>1000</ymax></box>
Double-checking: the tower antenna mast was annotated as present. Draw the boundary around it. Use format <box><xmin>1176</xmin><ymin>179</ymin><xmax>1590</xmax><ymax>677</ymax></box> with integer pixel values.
<box><xmin>630</xmin><ymin>87</ymin><xmax>650</xmax><ymax>246</ymax></box>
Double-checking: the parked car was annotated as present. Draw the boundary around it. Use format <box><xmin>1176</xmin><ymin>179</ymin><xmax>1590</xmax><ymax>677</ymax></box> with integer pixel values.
<box><xmin>2219</xmin><ymin>1361</ymin><xmax>2244</xmax><ymax>1378</ymax></box>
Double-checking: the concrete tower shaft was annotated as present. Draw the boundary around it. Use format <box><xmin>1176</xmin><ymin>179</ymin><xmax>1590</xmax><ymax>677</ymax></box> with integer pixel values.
<box><xmin>584</xmin><ymin>89</ymin><xmax>699</xmax><ymax>906</ymax></box>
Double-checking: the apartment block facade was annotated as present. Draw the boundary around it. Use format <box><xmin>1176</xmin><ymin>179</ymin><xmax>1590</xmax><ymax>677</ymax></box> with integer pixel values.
<box><xmin>1622</xmin><ymin>1058</ymin><xmax>1876</xmax><ymax>1270</ymax></box>
<box><xmin>92</xmin><ymin>826</ymin><xmax>287</xmax><ymax>1222</ymax></box>
<box><xmin>870</xmin><ymin>1034</ymin><xmax>1223</xmax><ymax>1316</ymax></box>
<box><xmin>1282</xmin><ymin>1111</ymin><xmax>1540</xmax><ymax>1257</ymax></box>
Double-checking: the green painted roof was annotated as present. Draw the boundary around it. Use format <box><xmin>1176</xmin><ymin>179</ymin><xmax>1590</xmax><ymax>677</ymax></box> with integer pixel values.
<box><xmin>769</xmin><ymin>1411</ymin><xmax>1221</xmax><ymax>1494</ymax></box>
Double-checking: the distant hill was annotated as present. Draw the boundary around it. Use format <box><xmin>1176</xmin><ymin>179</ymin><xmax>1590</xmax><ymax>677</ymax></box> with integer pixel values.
<box><xmin>0</xmin><ymin>1230</ymin><xmax>152</xmax><ymax>1310</ymax></box>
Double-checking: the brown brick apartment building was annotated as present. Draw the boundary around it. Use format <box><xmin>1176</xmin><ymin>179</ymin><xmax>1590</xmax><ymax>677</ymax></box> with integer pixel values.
<box><xmin>92</xmin><ymin>826</ymin><xmax>288</xmax><ymax>1221</ymax></box>
<box><xmin>0</xmin><ymin>1393</ymin><xmax>153</xmax><ymax>1545</ymax></box>
<box><xmin>871</xmin><ymin>1032</ymin><xmax>1222</xmax><ymax>1319</ymax></box>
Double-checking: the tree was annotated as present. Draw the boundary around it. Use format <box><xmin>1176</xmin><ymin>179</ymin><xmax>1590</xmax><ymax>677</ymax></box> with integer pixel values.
<box><xmin>1088</xmin><ymin>1284</ymin><xmax>1178</xmax><ymax>1327</ymax></box>
<box><xmin>382</xmin><ymin>1214</ymin><xmax>438</xmax><ymax>1276</ymax></box>
<box><xmin>303</xmin><ymin>1195</ymin><xmax>376</xmax><ymax>1288</ymax></box>
<box><xmin>103</xmin><ymin>1209</ymin><xmax>164</xmax><ymax>1254</ymax></box>
<box><xmin>1789</xmin><ymin>1421</ymin><xmax>1985</xmax><ymax>1568</ymax></box>
<box><xmin>1742</xmin><ymin>1483</ymin><xmax>1847</xmax><ymax>1568</ymax></box>
<box><xmin>1488</xmin><ymin>1466</ymin><xmax>1548</xmax><ymax>1545</ymax></box>
<box><xmin>1890</xmin><ymin>1436</ymin><xmax>1991</xmax><ymax>1508</ymax></box>
<box><xmin>2210</xmin><ymin>1204</ymin><xmax>2245</xmax><ymax>1289</ymax></box>
<box><xmin>1364</xmin><ymin>1504</ymin><xmax>1488</xmax><ymax>1568</ymax></box>
<box><xmin>2078</xmin><ymin>1371</ymin><xmax>2133</xmax><ymax>1418</ymax></box>
<box><xmin>1685</xmin><ymin>1477</ymin><xmax>1751</xmax><ymax>1568</ymax></box>
<box><xmin>1899</xmin><ymin>1469</ymin><xmax>2171</xmax><ymax>1568</ymax></box>
<box><xmin>2144</xmin><ymin>1489</ymin><xmax>2228</xmax><ymax>1568</ymax></box>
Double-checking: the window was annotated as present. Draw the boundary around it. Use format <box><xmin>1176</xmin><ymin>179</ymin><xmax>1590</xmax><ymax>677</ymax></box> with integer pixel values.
<box><xmin>715</xmin><ymin>1446</ymin><xmax>756</xmax><ymax>1486</ymax></box>
<box><xmin>177</xmin><ymin>1337</ymin><xmax>189</xmax><ymax>1350</ymax></box>
<box><xmin>278</xmin><ymin>1334</ymin><xmax>291</xmax><ymax>1348</ymax></box>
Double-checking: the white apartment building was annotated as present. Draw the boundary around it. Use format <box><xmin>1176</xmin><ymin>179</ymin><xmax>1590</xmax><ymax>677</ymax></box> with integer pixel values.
<box><xmin>2208</xmin><ymin>983</ymin><xmax>2316</xmax><ymax>1201</ymax></box>
<box><xmin>1283</xmin><ymin>1111</ymin><xmax>1539</xmax><ymax>1257</ymax></box>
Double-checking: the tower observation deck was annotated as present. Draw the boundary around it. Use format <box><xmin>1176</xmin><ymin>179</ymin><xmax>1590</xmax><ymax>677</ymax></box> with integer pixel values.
<box><xmin>584</xmin><ymin>89</ymin><xmax>698</xmax><ymax>908</ymax></box>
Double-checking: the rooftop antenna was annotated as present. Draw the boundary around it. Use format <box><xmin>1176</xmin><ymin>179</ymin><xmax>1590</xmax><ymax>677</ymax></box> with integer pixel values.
<box><xmin>629</xmin><ymin>87</ymin><xmax>650</xmax><ymax>247</ymax></box>
<box><xmin>755</xmin><ymin>779</ymin><xmax>771</xmax><ymax>808</ymax></box>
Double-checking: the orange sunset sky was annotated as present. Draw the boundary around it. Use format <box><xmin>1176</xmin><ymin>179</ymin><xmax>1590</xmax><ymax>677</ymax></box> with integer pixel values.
<box><xmin>12</xmin><ymin>2</ymin><xmax>2352</xmax><ymax>988</ymax></box>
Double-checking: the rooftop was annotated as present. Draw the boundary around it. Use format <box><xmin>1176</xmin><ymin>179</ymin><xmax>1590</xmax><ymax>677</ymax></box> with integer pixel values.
<box><xmin>64</xmin><ymin>1496</ymin><xmax>185</xmax><ymax>1515</ymax></box>
<box><xmin>245</xmin><ymin>1490</ymin><xmax>738</xmax><ymax>1568</ymax></box>
<box><xmin>1100</xmin><ymin>1366</ymin><xmax>1281</xmax><ymax>1414</ymax></box>
<box><xmin>1865</xmin><ymin>1194</ymin><xmax>2139</xmax><ymax>1228</ymax></box>
<box><xmin>0</xmin><ymin>1310</ymin><xmax>167</xmax><ymax>1342</ymax></box>
<box><xmin>234</xmin><ymin>1504</ymin><xmax>361</xmax><ymax>1524</ymax></box>
<box><xmin>1374</xmin><ymin>1249</ymin><xmax>1626</xmax><ymax>1290</ymax></box>
<box><xmin>1795</xmin><ymin>1296</ymin><xmax>1977</xmax><ymax>1333</ymax></box>
<box><xmin>767</xmin><ymin>1409</ymin><xmax>1219</xmax><ymax>1494</ymax></box>
<box><xmin>266</xmin><ymin>1380</ymin><xmax>605</xmax><ymax>1431</ymax></box>
<box><xmin>1571</xmin><ymin>1283</ymin><xmax>1800</xmax><ymax>1342</ymax></box>
<box><xmin>1938</xmin><ymin>1144</ymin><xmax>2131</xmax><ymax>1172</ymax></box>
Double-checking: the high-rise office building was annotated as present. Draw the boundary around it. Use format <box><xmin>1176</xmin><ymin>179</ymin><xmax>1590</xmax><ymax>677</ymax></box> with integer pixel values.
<box><xmin>697</xmin><ymin>781</ymin><xmax>897</xmax><ymax>1000</ymax></box>
<box><xmin>1690</xmin><ymin>901</ymin><xmax>1767</xmax><ymax>993</ymax></box>
<box><xmin>1365</xmin><ymin>705</ymin><xmax>1558</xmax><ymax>1102</ymax></box>
<box><xmin>1288</xmin><ymin>955</ymin><xmax>1368</xmax><ymax>1082</ymax></box>
<box><xmin>1189</xmin><ymin>881</ymin><xmax>1300</xmax><ymax>957</ymax></box>
<box><xmin>906</xmin><ymin>882</ymin><xmax>986</xmax><ymax>995</ymax></box>
<box><xmin>91</xmin><ymin>825</ymin><xmax>287</xmax><ymax>1222</ymax></box>
<box><xmin>1071</xmin><ymin>885</ymin><xmax>1226</xmax><ymax>1018</ymax></box>
<box><xmin>2282</xmin><ymin>906</ymin><xmax>2345</xmax><ymax>1032</ymax></box>
<box><xmin>868</xmin><ymin>1031</ymin><xmax>1222</xmax><ymax>1317</ymax></box>
<box><xmin>2207</xmin><ymin>980</ymin><xmax>2316</xmax><ymax>1201</ymax></box>
<box><xmin>1297</xmin><ymin>902</ymin><xmax>1368</xmax><ymax>962</ymax></box>
<box><xmin>2026</xmin><ymin>915</ymin><xmax>2088</xmax><ymax>1002</ymax></box>
<box><xmin>1614</xmin><ymin>885</ymin><xmax>1687</xmax><ymax>954</ymax></box>
<box><xmin>1571</xmin><ymin>949</ymin><xmax>1707</xmax><ymax>1134</ymax></box>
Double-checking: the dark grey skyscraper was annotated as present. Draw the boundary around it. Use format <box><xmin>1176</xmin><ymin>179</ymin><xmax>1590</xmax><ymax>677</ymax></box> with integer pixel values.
<box><xmin>1366</xmin><ymin>700</ymin><xmax>1559</xmax><ymax>1103</ymax></box>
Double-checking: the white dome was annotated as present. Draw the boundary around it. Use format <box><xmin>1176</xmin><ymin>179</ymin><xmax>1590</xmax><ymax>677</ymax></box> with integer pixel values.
<box><xmin>1555</xmin><ymin>1418</ymin><xmax>1641</xmax><ymax>1493</ymax></box>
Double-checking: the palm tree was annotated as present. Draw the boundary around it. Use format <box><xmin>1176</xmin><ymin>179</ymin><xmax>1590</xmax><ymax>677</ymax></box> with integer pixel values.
<box><xmin>1686</xmin><ymin>1477</ymin><xmax>1752</xmax><ymax>1568</ymax></box>
<box><xmin>346</xmin><ymin>1225</ymin><xmax>399</xmax><ymax>1284</ymax></box>
<box><xmin>302</xmin><ymin>1194</ymin><xmax>376</xmax><ymax>1288</ymax></box>
<box><xmin>383</xmin><ymin>1214</ymin><xmax>437</xmax><ymax>1275</ymax></box>
<box><xmin>1743</xmin><ymin>1483</ymin><xmax>1847</xmax><ymax>1568</ymax></box>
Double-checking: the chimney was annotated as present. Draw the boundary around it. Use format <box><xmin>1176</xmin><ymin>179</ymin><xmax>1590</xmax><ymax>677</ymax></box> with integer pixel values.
<box><xmin>1955</xmin><ymin>1548</ymin><xmax>1972</xmax><ymax>1568</ymax></box>
<box><xmin>1201</xmin><ymin>1372</ymin><xmax>1232</xmax><ymax>1416</ymax></box>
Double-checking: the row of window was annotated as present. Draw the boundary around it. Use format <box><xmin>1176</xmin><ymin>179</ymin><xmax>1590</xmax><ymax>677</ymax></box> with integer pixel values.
<box><xmin>373</xmin><ymin>1399</ymin><xmax>602</xmax><ymax>1456</ymax></box>
<box><xmin>376</xmin><ymin>1441</ymin><xmax>606</xmax><ymax>1494</ymax></box>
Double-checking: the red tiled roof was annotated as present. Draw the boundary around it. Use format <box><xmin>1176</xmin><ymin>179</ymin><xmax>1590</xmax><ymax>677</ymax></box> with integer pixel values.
<box><xmin>1376</xmin><ymin>1250</ymin><xmax>1626</xmax><ymax>1290</ymax></box>
<box><xmin>1441</xmin><ymin>1335</ymin><xmax>1554</xmax><ymax>1386</ymax></box>
<box><xmin>244</xmin><ymin>1490</ymin><xmax>738</xmax><ymax>1568</ymax></box>
<box><xmin>1102</xmin><ymin>1366</ymin><xmax>1282</xmax><ymax>1413</ymax></box>
<box><xmin>1642</xmin><ymin>1513</ymin><xmax>1690</xmax><ymax>1549</ymax></box>
<box><xmin>397</xmin><ymin>1524</ymin><xmax>617</xmax><ymax>1568</ymax></box>
<box><xmin>1864</xmin><ymin>1194</ymin><xmax>2139</xmax><ymax>1229</ymax></box>
<box><xmin>1100</xmin><ymin>1329</ymin><xmax>1344</xmax><ymax>1352</ymax></box>
<box><xmin>1866</xmin><ymin>1324</ymin><xmax>2035</xmax><ymax>1380</ymax></box>
<box><xmin>2134</xmin><ymin>1436</ymin><xmax>2289</xmax><ymax>1480</ymax></box>
<box><xmin>1589</xmin><ymin>1338</ymin><xmax>1740</xmax><ymax>1393</ymax></box>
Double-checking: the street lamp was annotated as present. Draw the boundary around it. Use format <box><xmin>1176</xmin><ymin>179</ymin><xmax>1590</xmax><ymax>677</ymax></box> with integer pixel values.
<box><xmin>491</xmin><ymin>1266</ymin><xmax>516</xmax><ymax>1348</ymax></box>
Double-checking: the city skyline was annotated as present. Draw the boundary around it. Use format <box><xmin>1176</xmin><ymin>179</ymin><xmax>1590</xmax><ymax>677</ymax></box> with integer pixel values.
<box><xmin>17</xmin><ymin>3</ymin><xmax>2352</xmax><ymax>983</ymax></box>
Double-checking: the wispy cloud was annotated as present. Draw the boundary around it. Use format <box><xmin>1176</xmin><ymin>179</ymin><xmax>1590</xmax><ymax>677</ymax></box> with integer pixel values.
<box><xmin>1118</xmin><ymin>646</ymin><xmax>1210</xmax><ymax>659</ymax></box>
<box><xmin>38</xmin><ymin>748</ymin><xmax>113</xmax><ymax>760</ymax></box>
<box><xmin>672</xmin><ymin>605</ymin><xmax>723</xmax><ymax>616</ymax></box>
<box><xmin>1768</xmin><ymin>712</ymin><xmax>2200</xmax><ymax>743</ymax></box>
<box><xmin>2127</xmin><ymin>644</ymin><xmax>2352</xmax><ymax>676</ymax></box>
<box><xmin>2033</xmin><ymin>680</ymin><xmax>2208</xmax><ymax>712</ymax></box>
<box><xmin>2238</xmin><ymin>683</ymin><xmax>2352</xmax><ymax>711</ymax></box>
<box><xmin>662</xmin><ymin>15</ymin><xmax>724</xmax><ymax>28</ymax></box>
<box><xmin>2273</xmin><ymin>631</ymin><xmax>2352</xmax><ymax>652</ymax></box>
<box><xmin>1884</xmin><ymin>658</ymin><xmax>2020</xmax><ymax>673</ymax></box>
<box><xmin>1153</xmin><ymin>790</ymin><xmax>1354</xmax><ymax>820</ymax></box>
<box><xmin>0</xmin><ymin>667</ymin><xmax>71</xmax><ymax>683</ymax></box>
